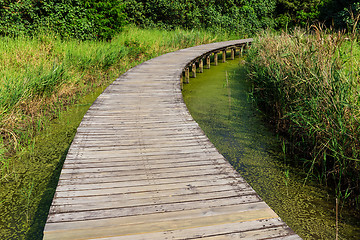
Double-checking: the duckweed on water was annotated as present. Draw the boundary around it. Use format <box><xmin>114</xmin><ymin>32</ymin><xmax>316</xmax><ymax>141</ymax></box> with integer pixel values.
<box><xmin>182</xmin><ymin>59</ymin><xmax>360</xmax><ymax>239</ymax></box>
<box><xmin>0</xmin><ymin>87</ymin><xmax>104</xmax><ymax>239</ymax></box>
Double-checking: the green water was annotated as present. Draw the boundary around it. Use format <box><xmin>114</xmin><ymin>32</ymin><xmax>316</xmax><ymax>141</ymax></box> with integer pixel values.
<box><xmin>0</xmin><ymin>86</ymin><xmax>105</xmax><ymax>239</ymax></box>
<box><xmin>182</xmin><ymin>59</ymin><xmax>360</xmax><ymax>239</ymax></box>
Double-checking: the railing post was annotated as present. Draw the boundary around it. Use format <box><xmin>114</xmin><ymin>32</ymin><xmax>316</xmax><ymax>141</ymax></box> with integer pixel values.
<box><xmin>214</xmin><ymin>52</ymin><xmax>218</xmax><ymax>66</ymax></box>
<box><xmin>231</xmin><ymin>48</ymin><xmax>235</xmax><ymax>60</ymax></box>
<box><xmin>184</xmin><ymin>68</ymin><xmax>189</xmax><ymax>83</ymax></box>
<box><xmin>191</xmin><ymin>63</ymin><xmax>196</xmax><ymax>78</ymax></box>
<box><xmin>206</xmin><ymin>55</ymin><xmax>211</xmax><ymax>69</ymax></box>
<box><xmin>222</xmin><ymin>50</ymin><xmax>226</xmax><ymax>63</ymax></box>
<box><xmin>199</xmin><ymin>59</ymin><xmax>203</xmax><ymax>73</ymax></box>
<box><xmin>180</xmin><ymin>74</ymin><xmax>183</xmax><ymax>90</ymax></box>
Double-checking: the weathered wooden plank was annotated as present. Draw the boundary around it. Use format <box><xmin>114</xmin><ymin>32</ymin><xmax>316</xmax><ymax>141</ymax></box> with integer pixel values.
<box><xmin>62</xmin><ymin>158</ymin><xmax>228</xmax><ymax>172</ymax></box>
<box><xmin>58</xmin><ymin>162</ymin><xmax>231</xmax><ymax>179</ymax></box>
<box><xmin>64</xmin><ymin>149</ymin><xmax>222</xmax><ymax>160</ymax></box>
<box><xmin>53</xmin><ymin>178</ymin><xmax>249</xmax><ymax>198</ymax></box>
<box><xmin>45</xmin><ymin>202</ymin><xmax>271</xmax><ymax>232</ymax></box>
<box><xmin>51</xmin><ymin>190</ymin><xmax>257</xmax><ymax>212</ymax></box>
<box><xmin>44</xmin><ymin>210</ymin><xmax>281</xmax><ymax>240</ymax></box>
<box><xmin>57</xmin><ymin>168</ymin><xmax>240</xmax><ymax>185</ymax></box>
<box><xmin>47</xmin><ymin>195</ymin><xmax>263</xmax><ymax>223</ymax></box>
<box><xmin>52</xmin><ymin>186</ymin><xmax>250</xmax><ymax>207</ymax></box>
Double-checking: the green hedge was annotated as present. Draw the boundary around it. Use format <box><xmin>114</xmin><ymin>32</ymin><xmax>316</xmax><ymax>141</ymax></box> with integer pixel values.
<box><xmin>0</xmin><ymin>0</ymin><xmax>126</xmax><ymax>40</ymax></box>
<box><xmin>123</xmin><ymin>0</ymin><xmax>276</xmax><ymax>35</ymax></box>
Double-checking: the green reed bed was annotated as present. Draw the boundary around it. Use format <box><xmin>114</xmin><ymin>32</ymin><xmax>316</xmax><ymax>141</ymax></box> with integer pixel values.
<box><xmin>0</xmin><ymin>26</ymin><xmax>231</xmax><ymax>238</ymax></box>
<box><xmin>246</xmin><ymin>28</ymin><xmax>360</xmax><ymax>207</ymax></box>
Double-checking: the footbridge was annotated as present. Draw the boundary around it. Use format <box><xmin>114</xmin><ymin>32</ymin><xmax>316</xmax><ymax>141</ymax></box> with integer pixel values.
<box><xmin>43</xmin><ymin>40</ymin><xmax>301</xmax><ymax>239</ymax></box>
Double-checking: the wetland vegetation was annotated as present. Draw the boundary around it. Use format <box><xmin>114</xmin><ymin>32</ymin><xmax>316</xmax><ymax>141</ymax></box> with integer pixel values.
<box><xmin>1</xmin><ymin>0</ymin><xmax>360</xmax><ymax>238</ymax></box>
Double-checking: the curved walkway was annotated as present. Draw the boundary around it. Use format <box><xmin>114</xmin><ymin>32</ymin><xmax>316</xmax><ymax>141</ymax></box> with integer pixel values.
<box><xmin>44</xmin><ymin>40</ymin><xmax>300</xmax><ymax>239</ymax></box>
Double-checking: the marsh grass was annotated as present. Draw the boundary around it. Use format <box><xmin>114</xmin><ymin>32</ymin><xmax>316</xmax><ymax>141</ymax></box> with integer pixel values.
<box><xmin>246</xmin><ymin>27</ymin><xmax>360</xmax><ymax>206</ymax></box>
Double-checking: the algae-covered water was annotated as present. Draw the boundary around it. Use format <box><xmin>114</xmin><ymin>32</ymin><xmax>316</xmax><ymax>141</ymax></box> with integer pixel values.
<box><xmin>182</xmin><ymin>59</ymin><xmax>360</xmax><ymax>239</ymax></box>
<box><xmin>0</xmin><ymin>86</ymin><xmax>105</xmax><ymax>239</ymax></box>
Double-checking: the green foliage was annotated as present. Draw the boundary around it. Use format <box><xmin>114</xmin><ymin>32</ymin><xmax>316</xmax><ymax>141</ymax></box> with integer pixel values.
<box><xmin>0</xmin><ymin>0</ymin><xmax>126</xmax><ymax>40</ymax></box>
<box><xmin>83</xmin><ymin>0</ymin><xmax>126</xmax><ymax>40</ymax></box>
<box><xmin>275</xmin><ymin>0</ymin><xmax>360</xmax><ymax>30</ymax></box>
<box><xmin>123</xmin><ymin>0</ymin><xmax>276</xmax><ymax>35</ymax></box>
<box><xmin>275</xmin><ymin>0</ymin><xmax>327</xmax><ymax>27</ymax></box>
<box><xmin>319</xmin><ymin>0</ymin><xmax>356</xmax><ymax>28</ymax></box>
<box><xmin>337</xmin><ymin>2</ymin><xmax>360</xmax><ymax>31</ymax></box>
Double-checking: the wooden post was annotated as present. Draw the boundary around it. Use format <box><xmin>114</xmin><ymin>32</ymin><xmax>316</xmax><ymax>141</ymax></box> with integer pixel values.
<box><xmin>240</xmin><ymin>45</ymin><xmax>244</xmax><ymax>57</ymax></box>
<box><xmin>206</xmin><ymin>55</ymin><xmax>211</xmax><ymax>69</ymax></box>
<box><xmin>222</xmin><ymin>50</ymin><xmax>226</xmax><ymax>63</ymax></box>
<box><xmin>231</xmin><ymin>48</ymin><xmax>235</xmax><ymax>60</ymax></box>
<box><xmin>184</xmin><ymin>68</ymin><xmax>189</xmax><ymax>83</ymax></box>
<box><xmin>180</xmin><ymin>74</ymin><xmax>183</xmax><ymax>90</ymax></box>
<box><xmin>191</xmin><ymin>63</ymin><xmax>196</xmax><ymax>78</ymax></box>
<box><xmin>214</xmin><ymin>52</ymin><xmax>218</xmax><ymax>66</ymax></box>
<box><xmin>199</xmin><ymin>59</ymin><xmax>203</xmax><ymax>73</ymax></box>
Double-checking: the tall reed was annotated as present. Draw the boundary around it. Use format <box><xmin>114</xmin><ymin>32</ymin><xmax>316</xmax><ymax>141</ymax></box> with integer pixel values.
<box><xmin>246</xmin><ymin>27</ymin><xmax>360</xmax><ymax>206</ymax></box>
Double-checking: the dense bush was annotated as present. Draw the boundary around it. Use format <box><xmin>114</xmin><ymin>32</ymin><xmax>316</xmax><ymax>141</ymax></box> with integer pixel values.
<box><xmin>0</xmin><ymin>0</ymin><xmax>126</xmax><ymax>40</ymax></box>
<box><xmin>274</xmin><ymin>0</ymin><xmax>360</xmax><ymax>30</ymax></box>
<box><xmin>274</xmin><ymin>0</ymin><xmax>326</xmax><ymax>28</ymax></box>
<box><xmin>83</xmin><ymin>0</ymin><xmax>126</xmax><ymax>40</ymax></box>
<box><xmin>123</xmin><ymin>0</ymin><xmax>276</xmax><ymax>35</ymax></box>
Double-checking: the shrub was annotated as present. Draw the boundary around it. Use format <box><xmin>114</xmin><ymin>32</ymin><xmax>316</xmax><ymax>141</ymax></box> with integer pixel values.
<box><xmin>0</xmin><ymin>0</ymin><xmax>126</xmax><ymax>40</ymax></box>
<box><xmin>123</xmin><ymin>0</ymin><xmax>276</xmax><ymax>34</ymax></box>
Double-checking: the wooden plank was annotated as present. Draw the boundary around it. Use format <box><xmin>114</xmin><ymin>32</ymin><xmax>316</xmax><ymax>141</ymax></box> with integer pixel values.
<box><xmin>57</xmin><ymin>168</ymin><xmax>241</xmax><ymax>185</ymax></box>
<box><xmin>51</xmin><ymin>190</ymin><xmax>257</xmax><ymax>212</ymax></box>
<box><xmin>44</xmin><ymin>210</ymin><xmax>280</xmax><ymax>240</ymax></box>
<box><xmin>47</xmin><ymin>195</ymin><xmax>263</xmax><ymax>223</ymax></box>
<box><xmin>52</xmin><ymin>186</ymin><xmax>252</xmax><ymax>207</ymax></box>
<box><xmin>52</xmin><ymin>179</ymin><xmax>249</xmax><ymax>198</ymax></box>
<box><xmin>45</xmin><ymin>202</ymin><xmax>271</xmax><ymax>232</ymax></box>
<box><xmin>57</xmin><ymin>163</ymin><xmax>232</xmax><ymax>180</ymax></box>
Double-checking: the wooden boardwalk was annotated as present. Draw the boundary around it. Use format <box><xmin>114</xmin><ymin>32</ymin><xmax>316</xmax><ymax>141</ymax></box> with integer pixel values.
<box><xmin>43</xmin><ymin>40</ymin><xmax>301</xmax><ymax>239</ymax></box>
